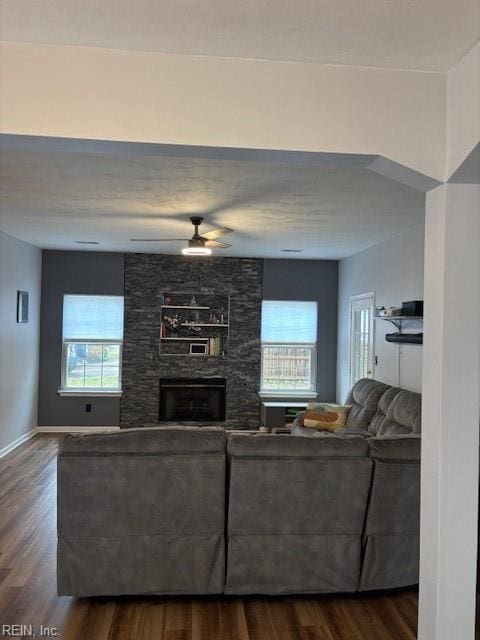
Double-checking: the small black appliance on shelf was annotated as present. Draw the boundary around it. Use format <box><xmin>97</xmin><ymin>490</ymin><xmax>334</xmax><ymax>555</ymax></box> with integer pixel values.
<box><xmin>401</xmin><ymin>300</ymin><xmax>423</xmax><ymax>317</ymax></box>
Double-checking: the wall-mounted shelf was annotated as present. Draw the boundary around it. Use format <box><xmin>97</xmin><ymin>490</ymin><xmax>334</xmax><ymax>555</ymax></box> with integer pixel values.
<box><xmin>375</xmin><ymin>315</ymin><xmax>423</xmax><ymax>330</ymax></box>
<box><xmin>180</xmin><ymin>323</ymin><xmax>229</xmax><ymax>328</ymax></box>
<box><xmin>375</xmin><ymin>315</ymin><xmax>423</xmax><ymax>344</ymax></box>
<box><xmin>161</xmin><ymin>337</ymin><xmax>209</xmax><ymax>341</ymax></box>
<box><xmin>161</xmin><ymin>304</ymin><xmax>210</xmax><ymax>310</ymax></box>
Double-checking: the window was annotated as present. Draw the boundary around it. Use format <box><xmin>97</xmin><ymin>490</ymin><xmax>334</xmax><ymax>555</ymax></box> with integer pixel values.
<box><xmin>261</xmin><ymin>300</ymin><xmax>317</xmax><ymax>394</ymax></box>
<box><xmin>61</xmin><ymin>295</ymin><xmax>124</xmax><ymax>393</ymax></box>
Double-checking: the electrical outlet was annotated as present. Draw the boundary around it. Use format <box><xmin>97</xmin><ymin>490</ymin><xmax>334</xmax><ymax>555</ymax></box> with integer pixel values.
<box><xmin>85</xmin><ymin>403</ymin><xmax>92</xmax><ymax>413</ymax></box>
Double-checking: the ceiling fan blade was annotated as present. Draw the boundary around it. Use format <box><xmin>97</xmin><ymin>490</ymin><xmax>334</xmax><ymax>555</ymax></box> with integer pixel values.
<box><xmin>200</xmin><ymin>227</ymin><xmax>233</xmax><ymax>241</ymax></box>
<box><xmin>129</xmin><ymin>238</ymin><xmax>188</xmax><ymax>242</ymax></box>
<box><xmin>205</xmin><ymin>240</ymin><xmax>232</xmax><ymax>248</ymax></box>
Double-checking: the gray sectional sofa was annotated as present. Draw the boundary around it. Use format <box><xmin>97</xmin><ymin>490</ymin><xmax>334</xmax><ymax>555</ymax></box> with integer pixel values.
<box><xmin>57</xmin><ymin>378</ymin><xmax>421</xmax><ymax>597</ymax></box>
<box><xmin>292</xmin><ymin>377</ymin><xmax>422</xmax><ymax>438</ymax></box>
<box><xmin>57</xmin><ymin>427</ymin><xmax>227</xmax><ymax>596</ymax></box>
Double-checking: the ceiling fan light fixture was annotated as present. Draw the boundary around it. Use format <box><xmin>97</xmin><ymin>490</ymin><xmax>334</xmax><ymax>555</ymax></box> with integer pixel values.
<box><xmin>182</xmin><ymin>246</ymin><xmax>212</xmax><ymax>256</ymax></box>
<box><xmin>130</xmin><ymin>216</ymin><xmax>231</xmax><ymax>255</ymax></box>
<box><xmin>182</xmin><ymin>232</ymin><xmax>212</xmax><ymax>256</ymax></box>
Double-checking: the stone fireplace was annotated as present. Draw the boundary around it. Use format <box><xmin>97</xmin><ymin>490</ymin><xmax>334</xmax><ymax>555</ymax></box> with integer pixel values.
<box><xmin>121</xmin><ymin>254</ymin><xmax>262</xmax><ymax>429</ymax></box>
<box><xmin>159</xmin><ymin>378</ymin><xmax>226</xmax><ymax>422</ymax></box>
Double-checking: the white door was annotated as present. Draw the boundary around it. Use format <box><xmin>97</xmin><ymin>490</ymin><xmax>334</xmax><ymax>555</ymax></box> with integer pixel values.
<box><xmin>349</xmin><ymin>293</ymin><xmax>375</xmax><ymax>387</ymax></box>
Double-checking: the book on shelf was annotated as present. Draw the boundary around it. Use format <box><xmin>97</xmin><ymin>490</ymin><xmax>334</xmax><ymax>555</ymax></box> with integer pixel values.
<box><xmin>208</xmin><ymin>336</ymin><xmax>224</xmax><ymax>356</ymax></box>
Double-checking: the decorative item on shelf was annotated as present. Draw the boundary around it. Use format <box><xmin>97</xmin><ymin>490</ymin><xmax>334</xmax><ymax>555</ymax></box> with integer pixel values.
<box><xmin>376</xmin><ymin>306</ymin><xmax>402</xmax><ymax>317</ymax></box>
<box><xmin>163</xmin><ymin>295</ymin><xmax>172</xmax><ymax>306</ymax></box>
<box><xmin>190</xmin><ymin>296</ymin><xmax>197</xmax><ymax>306</ymax></box>
<box><xmin>190</xmin><ymin>343</ymin><xmax>208</xmax><ymax>355</ymax></box>
<box><xmin>164</xmin><ymin>313</ymin><xmax>179</xmax><ymax>337</ymax></box>
<box><xmin>208</xmin><ymin>336</ymin><xmax>226</xmax><ymax>356</ymax></box>
<box><xmin>187</xmin><ymin>325</ymin><xmax>203</xmax><ymax>336</ymax></box>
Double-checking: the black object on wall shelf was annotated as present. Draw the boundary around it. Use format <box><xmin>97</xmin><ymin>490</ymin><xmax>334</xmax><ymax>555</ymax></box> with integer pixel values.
<box><xmin>402</xmin><ymin>300</ymin><xmax>423</xmax><ymax>316</ymax></box>
<box><xmin>385</xmin><ymin>332</ymin><xmax>423</xmax><ymax>345</ymax></box>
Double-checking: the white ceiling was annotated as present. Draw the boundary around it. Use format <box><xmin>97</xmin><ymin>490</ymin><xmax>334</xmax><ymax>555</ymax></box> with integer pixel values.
<box><xmin>1</xmin><ymin>0</ymin><xmax>478</xmax><ymax>71</ymax></box>
<box><xmin>0</xmin><ymin>145</ymin><xmax>425</xmax><ymax>259</ymax></box>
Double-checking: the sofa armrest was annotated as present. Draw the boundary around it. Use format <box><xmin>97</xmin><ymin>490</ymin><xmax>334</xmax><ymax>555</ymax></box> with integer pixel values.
<box><xmin>334</xmin><ymin>426</ymin><xmax>372</xmax><ymax>438</ymax></box>
<box><xmin>368</xmin><ymin>434</ymin><xmax>421</xmax><ymax>461</ymax></box>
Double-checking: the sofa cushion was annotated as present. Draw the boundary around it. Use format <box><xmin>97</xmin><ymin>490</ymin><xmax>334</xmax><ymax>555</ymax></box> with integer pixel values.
<box><xmin>226</xmin><ymin>432</ymin><xmax>372</xmax><ymax>595</ymax></box>
<box><xmin>368</xmin><ymin>434</ymin><xmax>421</xmax><ymax>461</ymax></box>
<box><xmin>345</xmin><ymin>379</ymin><xmax>391</xmax><ymax>429</ymax></box>
<box><xmin>60</xmin><ymin>425</ymin><xmax>226</xmax><ymax>455</ymax></box>
<box><xmin>227</xmin><ymin>432</ymin><xmax>369</xmax><ymax>458</ymax></box>
<box><xmin>360</xmin><ymin>435</ymin><xmax>421</xmax><ymax>591</ymax></box>
<box><xmin>375</xmin><ymin>390</ymin><xmax>422</xmax><ymax>436</ymax></box>
<box><xmin>293</xmin><ymin>379</ymin><xmax>422</xmax><ymax>438</ymax></box>
<box><xmin>292</xmin><ymin>413</ymin><xmax>371</xmax><ymax>438</ymax></box>
<box><xmin>57</xmin><ymin>425</ymin><xmax>227</xmax><ymax>596</ymax></box>
<box><xmin>367</xmin><ymin>387</ymin><xmax>402</xmax><ymax>435</ymax></box>
<box><xmin>303</xmin><ymin>404</ymin><xmax>352</xmax><ymax>431</ymax></box>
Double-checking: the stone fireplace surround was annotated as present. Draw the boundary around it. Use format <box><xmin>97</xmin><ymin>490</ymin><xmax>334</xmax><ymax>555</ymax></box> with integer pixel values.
<box><xmin>121</xmin><ymin>254</ymin><xmax>263</xmax><ymax>429</ymax></box>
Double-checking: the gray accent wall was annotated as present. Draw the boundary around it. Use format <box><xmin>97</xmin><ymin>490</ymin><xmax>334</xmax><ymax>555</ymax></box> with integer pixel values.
<box><xmin>38</xmin><ymin>250</ymin><xmax>124</xmax><ymax>427</ymax></box>
<box><xmin>0</xmin><ymin>231</ymin><xmax>42</xmax><ymax>453</ymax></box>
<box><xmin>121</xmin><ymin>254</ymin><xmax>262</xmax><ymax>429</ymax></box>
<box><xmin>262</xmin><ymin>259</ymin><xmax>339</xmax><ymax>403</ymax></box>
<box><xmin>36</xmin><ymin>251</ymin><xmax>339</xmax><ymax>428</ymax></box>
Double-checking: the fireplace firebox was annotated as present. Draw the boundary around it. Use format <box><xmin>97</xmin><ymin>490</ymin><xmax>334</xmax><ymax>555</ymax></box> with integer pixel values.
<box><xmin>159</xmin><ymin>378</ymin><xmax>226</xmax><ymax>422</ymax></box>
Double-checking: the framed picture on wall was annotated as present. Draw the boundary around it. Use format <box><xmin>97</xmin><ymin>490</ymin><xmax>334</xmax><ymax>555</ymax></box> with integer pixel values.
<box><xmin>17</xmin><ymin>291</ymin><xmax>29</xmax><ymax>323</ymax></box>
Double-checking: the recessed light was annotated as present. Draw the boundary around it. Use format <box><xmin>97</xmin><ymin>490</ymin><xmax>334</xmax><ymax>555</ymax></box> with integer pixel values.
<box><xmin>75</xmin><ymin>241</ymin><xmax>99</xmax><ymax>245</ymax></box>
<box><xmin>281</xmin><ymin>249</ymin><xmax>303</xmax><ymax>253</ymax></box>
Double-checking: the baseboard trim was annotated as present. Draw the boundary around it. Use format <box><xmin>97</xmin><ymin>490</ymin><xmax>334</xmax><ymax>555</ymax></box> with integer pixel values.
<box><xmin>0</xmin><ymin>429</ymin><xmax>37</xmax><ymax>459</ymax></box>
<box><xmin>36</xmin><ymin>426</ymin><xmax>121</xmax><ymax>433</ymax></box>
<box><xmin>1</xmin><ymin>426</ymin><xmax>121</xmax><ymax>459</ymax></box>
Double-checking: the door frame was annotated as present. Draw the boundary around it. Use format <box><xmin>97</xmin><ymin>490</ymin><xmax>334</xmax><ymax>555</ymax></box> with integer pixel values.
<box><xmin>349</xmin><ymin>292</ymin><xmax>375</xmax><ymax>387</ymax></box>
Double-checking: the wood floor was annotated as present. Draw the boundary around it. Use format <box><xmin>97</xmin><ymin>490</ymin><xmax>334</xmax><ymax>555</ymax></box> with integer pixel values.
<box><xmin>0</xmin><ymin>434</ymin><xmax>420</xmax><ymax>640</ymax></box>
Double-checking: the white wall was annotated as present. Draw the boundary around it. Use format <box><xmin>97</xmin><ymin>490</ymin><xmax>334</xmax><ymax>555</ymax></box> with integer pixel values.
<box><xmin>0</xmin><ymin>42</ymin><xmax>446</xmax><ymax>180</ymax></box>
<box><xmin>418</xmin><ymin>184</ymin><xmax>480</xmax><ymax>640</ymax></box>
<box><xmin>447</xmin><ymin>41</ymin><xmax>480</xmax><ymax>179</ymax></box>
<box><xmin>0</xmin><ymin>231</ymin><xmax>42</xmax><ymax>453</ymax></box>
<box><xmin>337</xmin><ymin>221</ymin><xmax>425</xmax><ymax>401</ymax></box>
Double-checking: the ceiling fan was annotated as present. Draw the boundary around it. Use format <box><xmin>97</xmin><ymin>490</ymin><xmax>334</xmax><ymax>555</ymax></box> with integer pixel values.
<box><xmin>130</xmin><ymin>216</ymin><xmax>233</xmax><ymax>255</ymax></box>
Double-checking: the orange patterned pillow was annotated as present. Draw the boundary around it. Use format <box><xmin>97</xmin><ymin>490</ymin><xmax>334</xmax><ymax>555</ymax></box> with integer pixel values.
<box><xmin>303</xmin><ymin>404</ymin><xmax>352</xmax><ymax>432</ymax></box>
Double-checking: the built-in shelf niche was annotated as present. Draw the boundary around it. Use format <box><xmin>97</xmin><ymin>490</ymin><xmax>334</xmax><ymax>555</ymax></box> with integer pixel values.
<box><xmin>160</xmin><ymin>291</ymin><xmax>230</xmax><ymax>357</ymax></box>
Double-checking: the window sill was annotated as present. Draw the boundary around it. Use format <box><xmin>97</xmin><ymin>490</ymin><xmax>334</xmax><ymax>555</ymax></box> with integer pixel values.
<box><xmin>57</xmin><ymin>390</ymin><xmax>123</xmax><ymax>397</ymax></box>
<box><xmin>258</xmin><ymin>391</ymin><xmax>318</xmax><ymax>399</ymax></box>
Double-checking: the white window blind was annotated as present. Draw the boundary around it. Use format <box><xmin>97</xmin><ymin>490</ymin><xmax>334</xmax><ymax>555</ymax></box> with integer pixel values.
<box><xmin>63</xmin><ymin>295</ymin><xmax>124</xmax><ymax>340</ymax></box>
<box><xmin>261</xmin><ymin>301</ymin><xmax>317</xmax><ymax>344</ymax></box>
